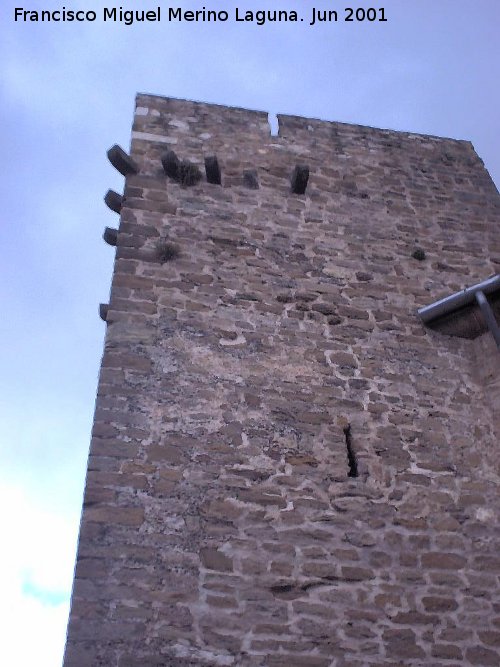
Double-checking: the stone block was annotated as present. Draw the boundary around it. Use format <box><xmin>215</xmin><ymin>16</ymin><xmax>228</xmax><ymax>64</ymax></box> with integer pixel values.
<box><xmin>104</xmin><ymin>189</ymin><xmax>123</xmax><ymax>213</ymax></box>
<box><xmin>84</xmin><ymin>506</ymin><xmax>144</xmax><ymax>527</ymax></box>
<box><xmin>200</xmin><ymin>547</ymin><xmax>233</xmax><ymax>572</ymax></box>
<box><xmin>421</xmin><ymin>553</ymin><xmax>467</xmax><ymax>570</ymax></box>
<box><xmin>243</xmin><ymin>169</ymin><xmax>259</xmax><ymax>189</ymax></box>
<box><xmin>103</xmin><ymin>226</ymin><xmax>119</xmax><ymax>246</ymax></box>
<box><xmin>107</xmin><ymin>144</ymin><xmax>139</xmax><ymax>176</ymax></box>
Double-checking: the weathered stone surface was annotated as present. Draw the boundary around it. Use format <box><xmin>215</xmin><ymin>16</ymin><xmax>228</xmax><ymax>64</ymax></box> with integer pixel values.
<box><xmin>383</xmin><ymin>628</ymin><xmax>425</xmax><ymax>659</ymax></box>
<box><xmin>64</xmin><ymin>94</ymin><xmax>500</xmax><ymax>667</ymax></box>
<box><xmin>243</xmin><ymin>169</ymin><xmax>259</xmax><ymax>189</ymax></box>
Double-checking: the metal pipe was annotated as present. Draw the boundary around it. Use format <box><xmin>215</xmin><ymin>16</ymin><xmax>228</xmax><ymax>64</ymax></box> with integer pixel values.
<box><xmin>475</xmin><ymin>290</ymin><xmax>500</xmax><ymax>349</ymax></box>
<box><xmin>418</xmin><ymin>274</ymin><xmax>500</xmax><ymax>324</ymax></box>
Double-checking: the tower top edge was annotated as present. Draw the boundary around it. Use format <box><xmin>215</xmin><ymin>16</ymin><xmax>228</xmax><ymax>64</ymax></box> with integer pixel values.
<box><xmin>135</xmin><ymin>92</ymin><xmax>474</xmax><ymax>147</ymax></box>
<box><xmin>135</xmin><ymin>92</ymin><xmax>269</xmax><ymax>119</ymax></box>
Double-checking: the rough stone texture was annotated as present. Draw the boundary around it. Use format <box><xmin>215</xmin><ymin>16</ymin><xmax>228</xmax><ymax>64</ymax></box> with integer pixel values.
<box><xmin>64</xmin><ymin>94</ymin><xmax>500</xmax><ymax>666</ymax></box>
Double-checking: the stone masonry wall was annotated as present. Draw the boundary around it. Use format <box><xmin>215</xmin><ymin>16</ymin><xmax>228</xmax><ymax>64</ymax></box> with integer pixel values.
<box><xmin>64</xmin><ymin>95</ymin><xmax>500</xmax><ymax>667</ymax></box>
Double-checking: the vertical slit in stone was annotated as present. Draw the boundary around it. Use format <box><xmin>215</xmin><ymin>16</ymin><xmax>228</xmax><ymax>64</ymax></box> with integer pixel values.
<box><xmin>344</xmin><ymin>424</ymin><xmax>358</xmax><ymax>478</ymax></box>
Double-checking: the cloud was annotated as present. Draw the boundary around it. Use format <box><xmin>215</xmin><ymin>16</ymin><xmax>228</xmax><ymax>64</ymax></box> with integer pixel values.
<box><xmin>0</xmin><ymin>482</ymin><xmax>79</xmax><ymax>665</ymax></box>
<box><xmin>22</xmin><ymin>579</ymin><xmax>69</xmax><ymax>607</ymax></box>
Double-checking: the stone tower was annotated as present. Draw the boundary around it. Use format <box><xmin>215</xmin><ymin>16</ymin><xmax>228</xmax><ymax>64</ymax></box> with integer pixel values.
<box><xmin>63</xmin><ymin>94</ymin><xmax>500</xmax><ymax>666</ymax></box>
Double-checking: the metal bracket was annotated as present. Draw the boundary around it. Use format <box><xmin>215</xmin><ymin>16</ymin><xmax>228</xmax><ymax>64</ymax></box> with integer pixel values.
<box><xmin>418</xmin><ymin>274</ymin><xmax>500</xmax><ymax>351</ymax></box>
<box><xmin>475</xmin><ymin>290</ymin><xmax>500</xmax><ymax>349</ymax></box>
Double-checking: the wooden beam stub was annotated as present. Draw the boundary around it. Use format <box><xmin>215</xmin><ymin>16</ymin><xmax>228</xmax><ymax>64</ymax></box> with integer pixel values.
<box><xmin>205</xmin><ymin>155</ymin><xmax>222</xmax><ymax>185</ymax></box>
<box><xmin>99</xmin><ymin>303</ymin><xmax>109</xmax><ymax>322</ymax></box>
<box><xmin>243</xmin><ymin>169</ymin><xmax>259</xmax><ymax>189</ymax></box>
<box><xmin>107</xmin><ymin>145</ymin><xmax>139</xmax><ymax>176</ymax></box>
<box><xmin>104</xmin><ymin>190</ymin><xmax>123</xmax><ymax>213</ymax></box>
<box><xmin>103</xmin><ymin>227</ymin><xmax>118</xmax><ymax>246</ymax></box>
<box><xmin>291</xmin><ymin>165</ymin><xmax>309</xmax><ymax>194</ymax></box>
<box><xmin>161</xmin><ymin>150</ymin><xmax>180</xmax><ymax>180</ymax></box>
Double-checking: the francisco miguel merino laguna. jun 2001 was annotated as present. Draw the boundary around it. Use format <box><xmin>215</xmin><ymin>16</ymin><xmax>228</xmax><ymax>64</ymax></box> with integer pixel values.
<box><xmin>14</xmin><ymin>5</ymin><xmax>389</xmax><ymax>26</ymax></box>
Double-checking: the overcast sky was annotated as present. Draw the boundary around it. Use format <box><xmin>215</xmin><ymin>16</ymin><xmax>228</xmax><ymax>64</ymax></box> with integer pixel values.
<box><xmin>1</xmin><ymin>1</ymin><xmax>499</xmax><ymax>664</ymax></box>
